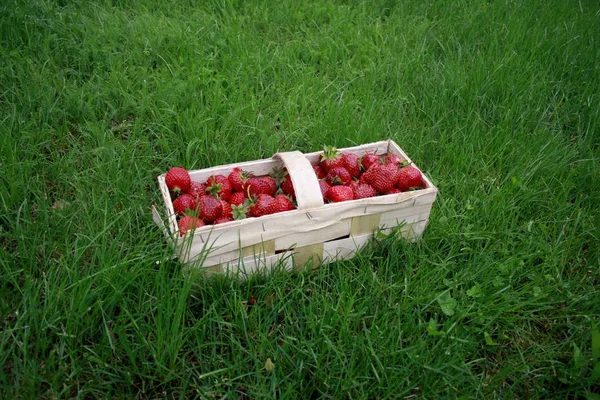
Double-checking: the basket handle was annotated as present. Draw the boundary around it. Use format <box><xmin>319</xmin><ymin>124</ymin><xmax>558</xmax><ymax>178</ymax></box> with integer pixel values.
<box><xmin>273</xmin><ymin>151</ymin><xmax>324</xmax><ymax>210</ymax></box>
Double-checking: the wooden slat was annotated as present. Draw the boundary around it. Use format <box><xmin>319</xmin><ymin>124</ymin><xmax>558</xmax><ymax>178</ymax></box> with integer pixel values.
<box><xmin>222</xmin><ymin>252</ymin><xmax>294</xmax><ymax>275</ymax></box>
<box><xmin>380</xmin><ymin>219</ymin><xmax>429</xmax><ymax>241</ymax></box>
<box><xmin>293</xmin><ymin>243</ymin><xmax>324</xmax><ymax>270</ymax></box>
<box><xmin>378</xmin><ymin>204</ymin><xmax>432</xmax><ymax>227</ymax></box>
<box><xmin>274</xmin><ymin>218</ymin><xmax>351</xmax><ymax>251</ymax></box>
<box><xmin>178</xmin><ymin>190</ymin><xmax>436</xmax><ymax>261</ymax></box>
<box><xmin>322</xmin><ymin>233</ymin><xmax>374</xmax><ymax>262</ymax></box>
<box><xmin>350</xmin><ymin>214</ymin><xmax>381</xmax><ymax>236</ymax></box>
<box><xmin>242</xmin><ymin>240</ymin><xmax>275</xmax><ymax>258</ymax></box>
<box><xmin>157</xmin><ymin>175</ymin><xmax>178</xmax><ymax>235</ymax></box>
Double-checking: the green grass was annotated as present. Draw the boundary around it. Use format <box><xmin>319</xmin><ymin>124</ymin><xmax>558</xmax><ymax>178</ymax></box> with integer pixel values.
<box><xmin>1</xmin><ymin>0</ymin><xmax>599</xmax><ymax>398</ymax></box>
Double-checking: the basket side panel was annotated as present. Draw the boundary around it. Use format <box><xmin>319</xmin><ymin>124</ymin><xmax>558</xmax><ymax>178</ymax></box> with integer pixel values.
<box><xmin>321</xmin><ymin>233</ymin><xmax>374</xmax><ymax>263</ymax></box>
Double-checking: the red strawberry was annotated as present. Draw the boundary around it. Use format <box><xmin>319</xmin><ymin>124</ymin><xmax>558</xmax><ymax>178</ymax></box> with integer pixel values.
<box><xmin>261</xmin><ymin>176</ymin><xmax>277</xmax><ymax>196</ymax></box>
<box><xmin>172</xmin><ymin>193</ymin><xmax>196</xmax><ymax>216</ymax></box>
<box><xmin>221</xmin><ymin>200</ymin><xmax>233</xmax><ymax>219</ymax></box>
<box><xmin>229</xmin><ymin>191</ymin><xmax>247</xmax><ymax>207</ymax></box>
<box><xmin>214</xmin><ymin>217</ymin><xmax>233</xmax><ymax>225</ymax></box>
<box><xmin>188</xmin><ymin>181</ymin><xmax>206</xmax><ymax>201</ymax></box>
<box><xmin>273</xmin><ymin>194</ymin><xmax>294</xmax><ymax>213</ymax></box>
<box><xmin>396</xmin><ymin>166</ymin><xmax>423</xmax><ymax>191</ymax></box>
<box><xmin>352</xmin><ymin>183</ymin><xmax>377</xmax><ymax>199</ymax></box>
<box><xmin>281</xmin><ymin>176</ymin><xmax>295</xmax><ymax>198</ymax></box>
<box><xmin>249</xmin><ymin>194</ymin><xmax>277</xmax><ymax>217</ymax></box>
<box><xmin>206</xmin><ymin>175</ymin><xmax>232</xmax><ymax>201</ymax></box>
<box><xmin>198</xmin><ymin>195</ymin><xmax>223</xmax><ymax>223</ymax></box>
<box><xmin>228</xmin><ymin>168</ymin><xmax>254</xmax><ymax>193</ymax></box>
<box><xmin>341</xmin><ymin>153</ymin><xmax>361</xmax><ymax>178</ymax></box>
<box><xmin>384</xmin><ymin>154</ymin><xmax>403</xmax><ymax>166</ymax></box>
<box><xmin>318</xmin><ymin>180</ymin><xmax>330</xmax><ymax>198</ymax></box>
<box><xmin>165</xmin><ymin>167</ymin><xmax>191</xmax><ymax>193</ymax></box>
<box><xmin>246</xmin><ymin>177</ymin><xmax>272</xmax><ymax>198</ymax></box>
<box><xmin>325</xmin><ymin>186</ymin><xmax>354</xmax><ymax>203</ymax></box>
<box><xmin>362</xmin><ymin>163</ymin><xmax>398</xmax><ymax>194</ymax></box>
<box><xmin>386</xmin><ymin>188</ymin><xmax>402</xmax><ymax>194</ymax></box>
<box><xmin>326</xmin><ymin>167</ymin><xmax>352</xmax><ymax>186</ymax></box>
<box><xmin>361</xmin><ymin>153</ymin><xmax>382</xmax><ymax>171</ymax></box>
<box><xmin>313</xmin><ymin>165</ymin><xmax>326</xmax><ymax>179</ymax></box>
<box><xmin>319</xmin><ymin>145</ymin><xmax>344</xmax><ymax>172</ymax></box>
<box><xmin>178</xmin><ymin>215</ymin><xmax>204</xmax><ymax>236</ymax></box>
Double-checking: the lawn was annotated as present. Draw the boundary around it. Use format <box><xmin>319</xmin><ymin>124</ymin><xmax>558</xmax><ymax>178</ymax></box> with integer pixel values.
<box><xmin>1</xmin><ymin>0</ymin><xmax>599</xmax><ymax>398</ymax></box>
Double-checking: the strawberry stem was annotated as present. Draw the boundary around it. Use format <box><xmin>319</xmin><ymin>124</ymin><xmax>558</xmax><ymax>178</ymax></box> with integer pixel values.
<box><xmin>206</xmin><ymin>182</ymin><xmax>223</xmax><ymax>199</ymax></box>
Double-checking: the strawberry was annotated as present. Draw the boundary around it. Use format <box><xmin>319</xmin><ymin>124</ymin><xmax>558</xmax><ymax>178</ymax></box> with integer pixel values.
<box><xmin>198</xmin><ymin>195</ymin><xmax>223</xmax><ymax>223</ymax></box>
<box><xmin>386</xmin><ymin>188</ymin><xmax>402</xmax><ymax>194</ymax></box>
<box><xmin>319</xmin><ymin>145</ymin><xmax>344</xmax><ymax>172</ymax></box>
<box><xmin>214</xmin><ymin>217</ymin><xmax>233</xmax><ymax>225</ymax></box>
<box><xmin>206</xmin><ymin>175</ymin><xmax>232</xmax><ymax>201</ymax></box>
<box><xmin>273</xmin><ymin>194</ymin><xmax>294</xmax><ymax>213</ymax></box>
<box><xmin>172</xmin><ymin>194</ymin><xmax>196</xmax><ymax>216</ymax></box>
<box><xmin>246</xmin><ymin>177</ymin><xmax>272</xmax><ymax>198</ymax></box>
<box><xmin>188</xmin><ymin>181</ymin><xmax>206</xmax><ymax>201</ymax></box>
<box><xmin>249</xmin><ymin>194</ymin><xmax>277</xmax><ymax>217</ymax></box>
<box><xmin>261</xmin><ymin>176</ymin><xmax>277</xmax><ymax>196</ymax></box>
<box><xmin>318</xmin><ymin>180</ymin><xmax>330</xmax><ymax>198</ymax></box>
<box><xmin>221</xmin><ymin>200</ymin><xmax>233</xmax><ymax>219</ymax></box>
<box><xmin>341</xmin><ymin>153</ymin><xmax>361</xmax><ymax>178</ymax></box>
<box><xmin>396</xmin><ymin>166</ymin><xmax>423</xmax><ymax>191</ymax></box>
<box><xmin>325</xmin><ymin>186</ymin><xmax>354</xmax><ymax>203</ymax></box>
<box><xmin>229</xmin><ymin>191</ymin><xmax>247</xmax><ymax>207</ymax></box>
<box><xmin>177</xmin><ymin>215</ymin><xmax>204</xmax><ymax>236</ymax></box>
<box><xmin>384</xmin><ymin>154</ymin><xmax>403</xmax><ymax>166</ymax></box>
<box><xmin>362</xmin><ymin>163</ymin><xmax>398</xmax><ymax>194</ymax></box>
<box><xmin>313</xmin><ymin>165</ymin><xmax>326</xmax><ymax>179</ymax></box>
<box><xmin>352</xmin><ymin>183</ymin><xmax>377</xmax><ymax>200</ymax></box>
<box><xmin>326</xmin><ymin>167</ymin><xmax>352</xmax><ymax>186</ymax></box>
<box><xmin>228</xmin><ymin>167</ymin><xmax>254</xmax><ymax>193</ymax></box>
<box><xmin>281</xmin><ymin>176</ymin><xmax>295</xmax><ymax>198</ymax></box>
<box><xmin>361</xmin><ymin>153</ymin><xmax>382</xmax><ymax>171</ymax></box>
<box><xmin>165</xmin><ymin>167</ymin><xmax>191</xmax><ymax>193</ymax></box>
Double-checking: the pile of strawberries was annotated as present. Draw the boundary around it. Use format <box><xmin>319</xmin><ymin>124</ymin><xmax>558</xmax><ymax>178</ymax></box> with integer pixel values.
<box><xmin>165</xmin><ymin>146</ymin><xmax>424</xmax><ymax>236</ymax></box>
<box><xmin>165</xmin><ymin>167</ymin><xmax>295</xmax><ymax>236</ymax></box>
<box><xmin>310</xmin><ymin>146</ymin><xmax>425</xmax><ymax>203</ymax></box>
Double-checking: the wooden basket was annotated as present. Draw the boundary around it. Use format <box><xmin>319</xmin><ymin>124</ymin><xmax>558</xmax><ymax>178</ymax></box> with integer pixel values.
<box><xmin>152</xmin><ymin>140</ymin><xmax>438</xmax><ymax>275</ymax></box>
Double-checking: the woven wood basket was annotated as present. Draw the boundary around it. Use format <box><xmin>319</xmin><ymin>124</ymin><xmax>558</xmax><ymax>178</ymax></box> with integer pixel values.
<box><xmin>152</xmin><ymin>140</ymin><xmax>438</xmax><ymax>275</ymax></box>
